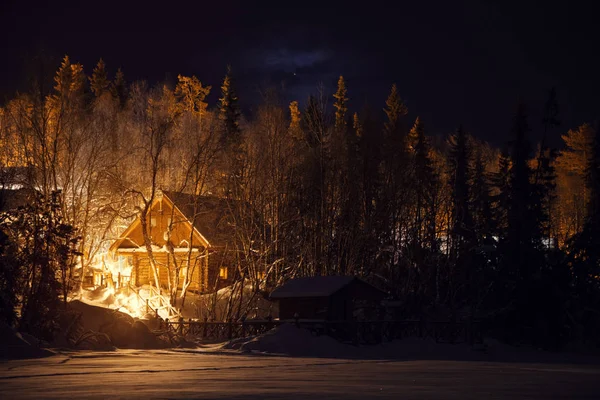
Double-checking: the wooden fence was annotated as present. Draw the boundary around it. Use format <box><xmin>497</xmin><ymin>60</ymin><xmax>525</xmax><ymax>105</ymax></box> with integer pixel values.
<box><xmin>164</xmin><ymin>318</ymin><xmax>483</xmax><ymax>345</ymax></box>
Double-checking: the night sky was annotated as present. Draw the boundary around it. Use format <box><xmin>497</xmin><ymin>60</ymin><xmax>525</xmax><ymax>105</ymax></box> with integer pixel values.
<box><xmin>1</xmin><ymin>0</ymin><xmax>599</xmax><ymax>146</ymax></box>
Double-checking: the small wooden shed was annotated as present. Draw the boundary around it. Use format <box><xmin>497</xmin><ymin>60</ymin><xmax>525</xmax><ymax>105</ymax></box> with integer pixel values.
<box><xmin>270</xmin><ymin>276</ymin><xmax>386</xmax><ymax>321</ymax></box>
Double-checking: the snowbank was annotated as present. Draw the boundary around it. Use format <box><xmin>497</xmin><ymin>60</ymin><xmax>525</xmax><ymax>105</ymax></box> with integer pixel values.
<box><xmin>223</xmin><ymin>324</ymin><xmax>359</xmax><ymax>357</ymax></box>
<box><xmin>0</xmin><ymin>322</ymin><xmax>55</xmax><ymax>360</ymax></box>
<box><xmin>221</xmin><ymin>324</ymin><xmax>600</xmax><ymax>363</ymax></box>
<box><xmin>221</xmin><ymin>324</ymin><xmax>474</xmax><ymax>359</ymax></box>
<box><xmin>67</xmin><ymin>300</ymin><xmax>169</xmax><ymax>349</ymax></box>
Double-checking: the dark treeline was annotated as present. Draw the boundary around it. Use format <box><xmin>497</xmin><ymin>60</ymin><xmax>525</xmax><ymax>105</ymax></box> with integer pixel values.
<box><xmin>0</xmin><ymin>56</ymin><xmax>599</xmax><ymax>348</ymax></box>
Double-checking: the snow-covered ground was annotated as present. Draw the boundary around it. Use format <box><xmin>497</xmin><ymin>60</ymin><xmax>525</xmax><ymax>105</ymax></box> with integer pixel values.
<box><xmin>2</xmin><ymin>324</ymin><xmax>600</xmax><ymax>398</ymax></box>
<box><xmin>1</xmin><ymin>349</ymin><xmax>599</xmax><ymax>399</ymax></box>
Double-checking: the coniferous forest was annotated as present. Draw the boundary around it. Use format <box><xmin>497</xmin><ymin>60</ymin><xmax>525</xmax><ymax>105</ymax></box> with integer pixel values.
<box><xmin>1</xmin><ymin>56</ymin><xmax>600</xmax><ymax>350</ymax></box>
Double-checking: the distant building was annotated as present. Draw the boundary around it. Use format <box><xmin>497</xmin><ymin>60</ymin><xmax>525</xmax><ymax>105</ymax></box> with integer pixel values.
<box><xmin>0</xmin><ymin>166</ymin><xmax>34</xmax><ymax>212</ymax></box>
<box><xmin>270</xmin><ymin>276</ymin><xmax>386</xmax><ymax>321</ymax></box>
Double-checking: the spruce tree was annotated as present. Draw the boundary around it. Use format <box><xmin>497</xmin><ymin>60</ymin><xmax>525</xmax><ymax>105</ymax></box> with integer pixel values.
<box><xmin>218</xmin><ymin>66</ymin><xmax>241</xmax><ymax>148</ymax></box>
<box><xmin>288</xmin><ymin>100</ymin><xmax>302</xmax><ymax>140</ymax></box>
<box><xmin>471</xmin><ymin>146</ymin><xmax>494</xmax><ymax>244</ymax></box>
<box><xmin>110</xmin><ymin>68</ymin><xmax>127</xmax><ymax>108</ymax></box>
<box><xmin>383</xmin><ymin>84</ymin><xmax>408</xmax><ymax>139</ymax></box>
<box><xmin>90</xmin><ymin>58</ymin><xmax>109</xmax><ymax>98</ymax></box>
<box><xmin>333</xmin><ymin>76</ymin><xmax>348</xmax><ymax>131</ymax></box>
<box><xmin>492</xmin><ymin>148</ymin><xmax>511</xmax><ymax>236</ymax></box>
<box><xmin>448</xmin><ymin>125</ymin><xmax>473</xmax><ymax>248</ymax></box>
<box><xmin>570</xmin><ymin>123</ymin><xmax>600</xmax><ymax>290</ymax></box>
<box><xmin>534</xmin><ymin>88</ymin><xmax>560</xmax><ymax>245</ymax></box>
<box><xmin>499</xmin><ymin>103</ymin><xmax>552</xmax><ymax>344</ymax></box>
<box><xmin>506</xmin><ymin>103</ymin><xmax>538</xmax><ymax>280</ymax></box>
<box><xmin>409</xmin><ymin>117</ymin><xmax>438</xmax><ymax>250</ymax></box>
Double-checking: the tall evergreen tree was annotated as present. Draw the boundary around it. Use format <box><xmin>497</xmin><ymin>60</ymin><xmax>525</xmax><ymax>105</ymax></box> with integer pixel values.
<box><xmin>506</xmin><ymin>103</ymin><xmax>539</xmax><ymax>279</ymax></box>
<box><xmin>383</xmin><ymin>83</ymin><xmax>408</xmax><ymax>141</ymax></box>
<box><xmin>333</xmin><ymin>76</ymin><xmax>348</xmax><ymax>131</ymax></box>
<box><xmin>534</xmin><ymin>88</ymin><xmax>560</xmax><ymax>244</ymax></box>
<box><xmin>90</xmin><ymin>58</ymin><xmax>109</xmax><ymax>98</ymax></box>
<box><xmin>110</xmin><ymin>67</ymin><xmax>127</xmax><ymax>107</ymax></box>
<box><xmin>409</xmin><ymin>117</ymin><xmax>438</xmax><ymax>251</ymax></box>
<box><xmin>218</xmin><ymin>66</ymin><xmax>241</xmax><ymax>148</ymax></box>
<box><xmin>448</xmin><ymin>125</ymin><xmax>474</xmax><ymax>249</ymax></box>
<box><xmin>497</xmin><ymin>103</ymin><xmax>555</xmax><ymax>345</ymax></box>
<box><xmin>570</xmin><ymin>123</ymin><xmax>600</xmax><ymax>290</ymax></box>
<box><xmin>471</xmin><ymin>146</ymin><xmax>494</xmax><ymax>244</ymax></box>
<box><xmin>288</xmin><ymin>100</ymin><xmax>302</xmax><ymax>140</ymax></box>
<box><xmin>492</xmin><ymin>148</ymin><xmax>511</xmax><ymax>236</ymax></box>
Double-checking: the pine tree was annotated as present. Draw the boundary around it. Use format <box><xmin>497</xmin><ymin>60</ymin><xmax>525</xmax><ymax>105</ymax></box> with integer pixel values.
<box><xmin>506</xmin><ymin>103</ymin><xmax>539</xmax><ymax>278</ymax></box>
<box><xmin>218</xmin><ymin>66</ymin><xmax>241</xmax><ymax>148</ymax></box>
<box><xmin>564</xmin><ymin>123</ymin><xmax>600</xmax><ymax>347</ymax></box>
<box><xmin>409</xmin><ymin>117</ymin><xmax>438</xmax><ymax>249</ymax></box>
<box><xmin>333</xmin><ymin>76</ymin><xmax>348</xmax><ymax>131</ymax></box>
<box><xmin>382</xmin><ymin>83</ymin><xmax>409</xmax><ymax>193</ymax></box>
<box><xmin>534</xmin><ymin>88</ymin><xmax>560</xmax><ymax>245</ymax></box>
<box><xmin>570</xmin><ymin>123</ymin><xmax>600</xmax><ymax>286</ymax></box>
<box><xmin>53</xmin><ymin>55</ymin><xmax>85</xmax><ymax>109</ymax></box>
<box><xmin>356</xmin><ymin>108</ymin><xmax>384</xmax><ymax>276</ymax></box>
<box><xmin>492</xmin><ymin>148</ymin><xmax>511</xmax><ymax>236</ymax></box>
<box><xmin>110</xmin><ymin>68</ymin><xmax>127</xmax><ymax>107</ymax></box>
<box><xmin>447</xmin><ymin>125</ymin><xmax>473</xmax><ymax>248</ymax></box>
<box><xmin>288</xmin><ymin>100</ymin><xmax>302</xmax><ymax>140</ymax></box>
<box><xmin>383</xmin><ymin>83</ymin><xmax>408</xmax><ymax>141</ymax></box>
<box><xmin>496</xmin><ymin>103</ymin><xmax>555</xmax><ymax>344</ymax></box>
<box><xmin>586</xmin><ymin>124</ymin><xmax>600</xmax><ymax>220</ymax></box>
<box><xmin>471</xmin><ymin>146</ymin><xmax>494</xmax><ymax>244</ymax></box>
<box><xmin>90</xmin><ymin>58</ymin><xmax>109</xmax><ymax>98</ymax></box>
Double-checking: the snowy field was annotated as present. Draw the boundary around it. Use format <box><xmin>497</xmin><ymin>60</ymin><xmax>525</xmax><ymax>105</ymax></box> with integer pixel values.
<box><xmin>1</xmin><ymin>349</ymin><xmax>600</xmax><ymax>399</ymax></box>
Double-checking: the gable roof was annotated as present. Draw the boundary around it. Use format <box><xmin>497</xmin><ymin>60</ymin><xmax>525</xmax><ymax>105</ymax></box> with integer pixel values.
<box><xmin>162</xmin><ymin>191</ymin><xmax>239</xmax><ymax>248</ymax></box>
<box><xmin>110</xmin><ymin>191</ymin><xmax>253</xmax><ymax>253</ymax></box>
<box><xmin>270</xmin><ymin>276</ymin><xmax>364</xmax><ymax>298</ymax></box>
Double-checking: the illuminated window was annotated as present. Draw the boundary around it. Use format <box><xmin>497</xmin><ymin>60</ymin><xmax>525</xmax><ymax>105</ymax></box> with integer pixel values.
<box><xmin>219</xmin><ymin>267</ymin><xmax>228</xmax><ymax>280</ymax></box>
<box><xmin>151</xmin><ymin>217</ymin><xmax>157</xmax><ymax>227</ymax></box>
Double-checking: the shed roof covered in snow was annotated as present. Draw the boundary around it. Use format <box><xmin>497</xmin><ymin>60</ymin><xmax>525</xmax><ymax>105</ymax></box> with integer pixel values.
<box><xmin>270</xmin><ymin>276</ymin><xmax>387</xmax><ymax>320</ymax></box>
<box><xmin>270</xmin><ymin>276</ymin><xmax>382</xmax><ymax>299</ymax></box>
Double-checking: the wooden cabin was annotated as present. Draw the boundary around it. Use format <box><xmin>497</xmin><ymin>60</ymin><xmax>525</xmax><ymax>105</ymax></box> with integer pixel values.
<box><xmin>270</xmin><ymin>276</ymin><xmax>386</xmax><ymax>321</ymax></box>
<box><xmin>109</xmin><ymin>191</ymin><xmax>244</xmax><ymax>293</ymax></box>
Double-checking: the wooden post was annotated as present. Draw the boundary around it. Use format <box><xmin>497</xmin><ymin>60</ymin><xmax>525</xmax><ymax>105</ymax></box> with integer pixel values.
<box><xmin>146</xmin><ymin>299</ymin><xmax>149</xmax><ymax>315</ymax></box>
<box><xmin>203</xmin><ymin>317</ymin><xmax>208</xmax><ymax>338</ymax></box>
<box><xmin>228</xmin><ymin>319</ymin><xmax>233</xmax><ymax>340</ymax></box>
<box><xmin>179</xmin><ymin>317</ymin><xmax>184</xmax><ymax>335</ymax></box>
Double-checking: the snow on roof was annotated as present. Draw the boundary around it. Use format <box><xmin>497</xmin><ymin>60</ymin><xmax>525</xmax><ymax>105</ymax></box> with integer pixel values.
<box><xmin>162</xmin><ymin>191</ymin><xmax>266</xmax><ymax>248</ymax></box>
<box><xmin>163</xmin><ymin>191</ymin><xmax>235</xmax><ymax>248</ymax></box>
<box><xmin>270</xmin><ymin>276</ymin><xmax>357</xmax><ymax>298</ymax></box>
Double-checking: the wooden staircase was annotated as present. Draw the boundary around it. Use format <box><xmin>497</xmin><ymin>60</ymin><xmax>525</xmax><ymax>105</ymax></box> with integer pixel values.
<box><xmin>128</xmin><ymin>284</ymin><xmax>181</xmax><ymax>321</ymax></box>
